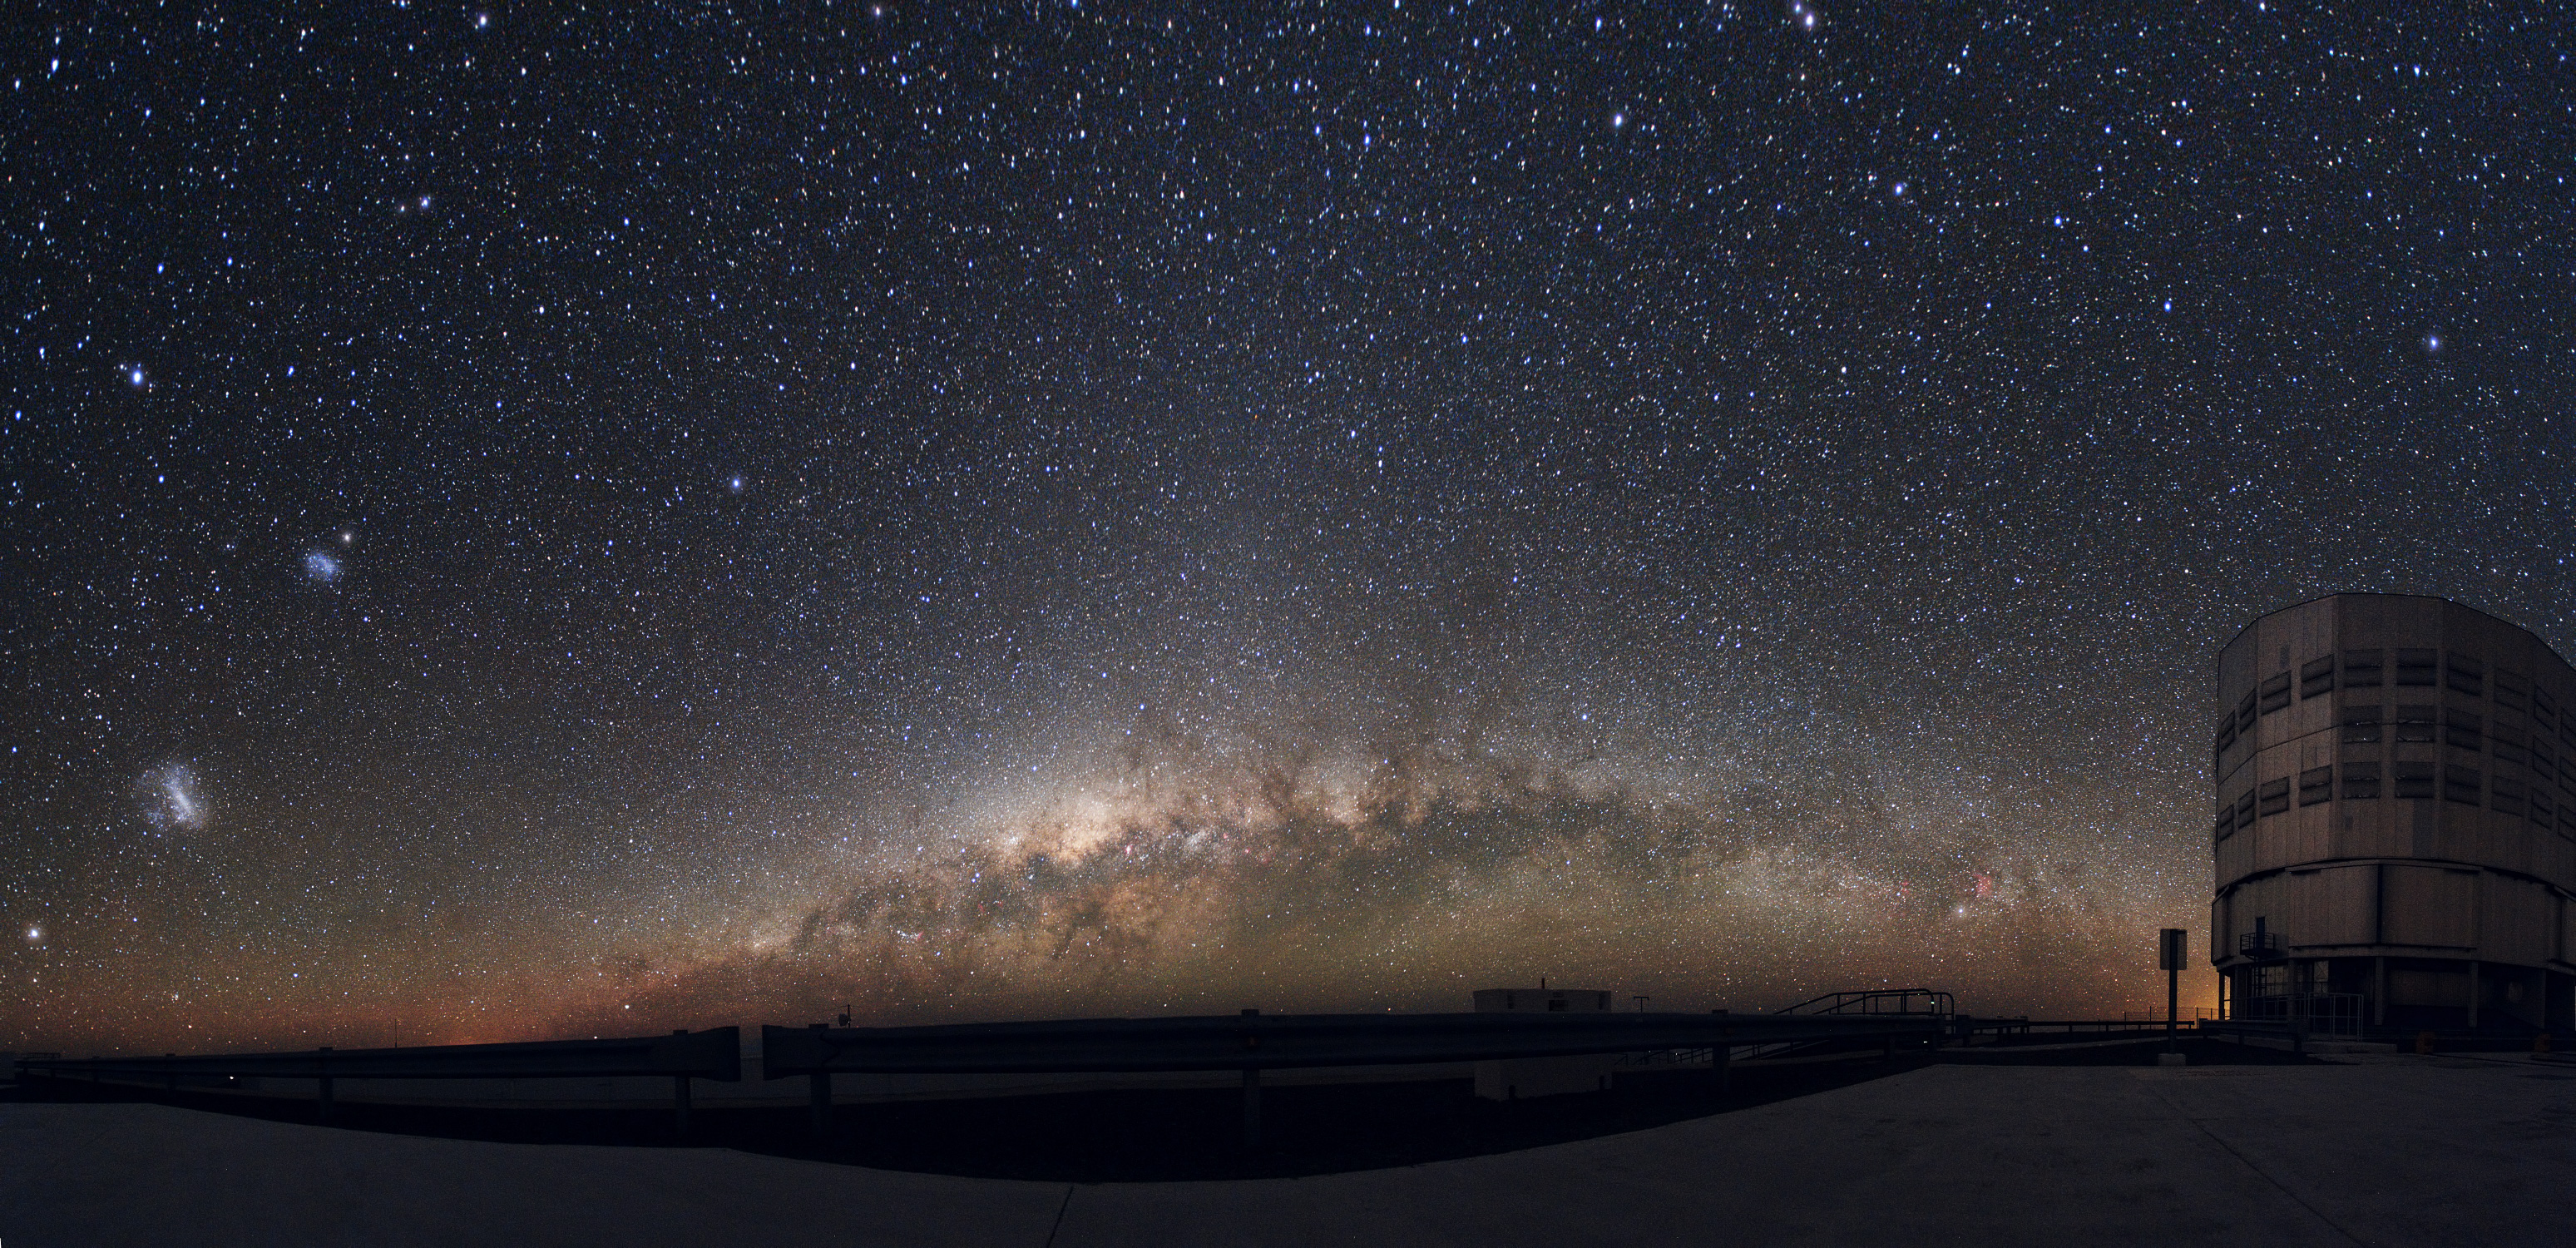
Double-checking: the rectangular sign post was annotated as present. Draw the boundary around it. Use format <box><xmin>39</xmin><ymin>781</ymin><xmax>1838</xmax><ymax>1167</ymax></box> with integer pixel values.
<box><xmin>2158</xmin><ymin>929</ymin><xmax>2189</xmax><ymax>1052</ymax></box>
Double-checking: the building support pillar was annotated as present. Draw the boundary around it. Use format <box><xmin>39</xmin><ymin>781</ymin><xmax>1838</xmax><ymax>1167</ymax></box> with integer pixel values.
<box><xmin>2374</xmin><ymin>957</ymin><xmax>2387</xmax><ymax>1027</ymax></box>
<box><xmin>2470</xmin><ymin>961</ymin><xmax>2481</xmax><ymax>1030</ymax></box>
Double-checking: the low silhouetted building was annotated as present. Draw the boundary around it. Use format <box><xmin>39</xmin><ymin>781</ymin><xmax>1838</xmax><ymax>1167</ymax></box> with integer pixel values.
<box><xmin>1472</xmin><ymin>985</ymin><xmax>1615</xmax><ymax>1099</ymax></box>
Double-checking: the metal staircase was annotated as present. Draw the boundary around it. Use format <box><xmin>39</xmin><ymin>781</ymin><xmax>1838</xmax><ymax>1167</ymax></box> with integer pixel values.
<box><xmin>1739</xmin><ymin>988</ymin><xmax>1956</xmax><ymax>1061</ymax></box>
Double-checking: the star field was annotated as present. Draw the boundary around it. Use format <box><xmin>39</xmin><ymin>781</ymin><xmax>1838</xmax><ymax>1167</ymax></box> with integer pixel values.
<box><xmin>5</xmin><ymin>3</ymin><xmax>2575</xmax><ymax>1051</ymax></box>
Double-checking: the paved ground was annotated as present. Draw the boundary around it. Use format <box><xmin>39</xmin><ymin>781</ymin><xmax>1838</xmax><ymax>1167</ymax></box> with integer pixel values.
<box><xmin>7</xmin><ymin>1055</ymin><xmax>2571</xmax><ymax>1246</ymax></box>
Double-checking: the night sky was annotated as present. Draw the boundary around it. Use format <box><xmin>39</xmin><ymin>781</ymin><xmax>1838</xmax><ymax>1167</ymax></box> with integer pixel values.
<box><xmin>7</xmin><ymin>3</ymin><xmax>2574</xmax><ymax>1053</ymax></box>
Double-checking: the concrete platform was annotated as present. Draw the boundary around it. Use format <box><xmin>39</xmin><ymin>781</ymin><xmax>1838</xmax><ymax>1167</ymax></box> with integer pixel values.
<box><xmin>7</xmin><ymin>1056</ymin><xmax>2573</xmax><ymax>1246</ymax></box>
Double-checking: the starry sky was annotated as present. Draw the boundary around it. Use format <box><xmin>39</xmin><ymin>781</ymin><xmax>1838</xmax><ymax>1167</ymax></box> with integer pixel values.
<box><xmin>6</xmin><ymin>3</ymin><xmax>2574</xmax><ymax>1053</ymax></box>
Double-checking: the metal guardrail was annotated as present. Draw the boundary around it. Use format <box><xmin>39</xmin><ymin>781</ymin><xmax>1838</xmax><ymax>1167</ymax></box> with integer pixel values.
<box><xmin>760</xmin><ymin>1010</ymin><xmax>1939</xmax><ymax>1075</ymax></box>
<box><xmin>1959</xmin><ymin>1018</ymin><xmax>2188</xmax><ymax>1041</ymax></box>
<box><xmin>764</xmin><ymin>1008</ymin><xmax>1950</xmax><ymax>1146</ymax></box>
<box><xmin>2121</xmin><ymin>1008</ymin><xmax>2218</xmax><ymax>1023</ymax></box>
<box><xmin>15</xmin><ymin>1028</ymin><xmax>740</xmax><ymax>1132</ymax></box>
<box><xmin>2201</xmin><ymin>1018</ymin><xmax>2305</xmax><ymax>1055</ymax></box>
<box><xmin>2235</xmin><ymin>992</ymin><xmax>2363</xmax><ymax>1039</ymax></box>
<box><xmin>12</xmin><ymin>1008</ymin><xmax>1955</xmax><ymax>1151</ymax></box>
<box><xmin>16</xmin><ymin>1029</ymin><xmax>741</xmax><ymax>1082</ymax></box>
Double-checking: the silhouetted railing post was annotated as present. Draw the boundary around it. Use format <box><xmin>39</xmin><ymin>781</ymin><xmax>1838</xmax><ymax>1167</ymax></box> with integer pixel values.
<box><xmin>1240</xmin><ymin>1008</ymin><xmax>1263</xmax><ymax>1151</ymax></box>
<box><xmin>671</xmin><ymin>1030</ymin><xmax>693</xmax><ymax>1139</ymax></box>
<box><xmin>807</xmin><ymin>1023</ymin><xmax>833</xmax><ymax>1140</ymax></box>
<box><xmin>316</xmin><ymin>1047</ymin><xmax>333</xmax><ymax>1124</ymax></box>
<box><xmin>1711</xmin><ymin>1009</ymin><xmax>1731</xmax><ymax>1094</ymax></box>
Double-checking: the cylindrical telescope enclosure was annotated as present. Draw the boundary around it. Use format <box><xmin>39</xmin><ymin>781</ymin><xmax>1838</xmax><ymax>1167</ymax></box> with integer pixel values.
<box><xmin>2215</xmin><ymin>594</ymin><xmax>2576</xmax><ymax>1034</ymax></box>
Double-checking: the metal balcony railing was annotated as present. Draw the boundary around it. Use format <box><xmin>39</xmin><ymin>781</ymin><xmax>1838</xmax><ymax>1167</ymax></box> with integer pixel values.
<box><xmin>14</xmin><ymin>1028</ymin><xmax>741</xmax><ymax>1132</ymax></box>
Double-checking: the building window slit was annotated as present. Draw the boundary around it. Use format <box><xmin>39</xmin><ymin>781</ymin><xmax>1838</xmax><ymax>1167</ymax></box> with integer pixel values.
<box><xmin>2446</xmin><ymin>710</ymin><xmax>2483</xmax><ymax>752</ymax></box>
<box><xmin>2447</xmin><ymin>651</ymin><xmax>2485</xmax><ymax>696</ymax></box>
<box><xmin>2394</xmin><ymin>705</ymin><xmax>2437</xmax><ymax>744</ymax></box>
<box><xmin>2495</xmin><ymin>669</ymin><xmax>2530</xmax><ymax>711</ymax></box>
<box><xmin>2297</xmin><ymin>766</ymin><xmax>2333</xmax><ymax>806</ymax></box>
<box><xmin>2260</xmin><ymin>672</ymin><xmax>2293</xmax><ymax>714</ymax></box>
<box><xmin>2258</xmin><ymin>777</ymin><xmax>2292</xmax><ymax>816</ymax></box>
<box><xmin>2393</xmin><ymin>761</ymin><xmax>2436</xmax><ymax>800</ymax></box>
<box><xmin>2493</xmin><ymin>777</ymin><xmax>2527</xmax><ymax>816</ymax></box>
<box><xmin>2445</xmin><ymin>765</ymin><xmax>2483</xmax><ymax>806</ymax></box>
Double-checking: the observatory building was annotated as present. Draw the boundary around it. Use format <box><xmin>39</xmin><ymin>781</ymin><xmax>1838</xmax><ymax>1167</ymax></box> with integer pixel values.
<box><xmin>1471</xmin><ymin>986</ymin><xmax>1615</xmax><ymax>1099</ymax></box>
<box><xmin>2214</xmin><ymin>594</ymin><xmax>2576</xmax><ymax>1033</ymax></box>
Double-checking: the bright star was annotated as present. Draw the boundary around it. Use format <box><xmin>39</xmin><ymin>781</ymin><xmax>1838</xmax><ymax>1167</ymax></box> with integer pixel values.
<box><xmin>2426</xmin><ymin>334</ymin><xmax>2440</xmax><ymax>351</ymax></box>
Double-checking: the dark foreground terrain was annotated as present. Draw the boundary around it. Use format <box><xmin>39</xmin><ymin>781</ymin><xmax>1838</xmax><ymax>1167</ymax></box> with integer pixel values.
<box><xmin>8</xmin><ymin>1035</ymin><xmax>2312</xmax><ymax>1182</ymax></box>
